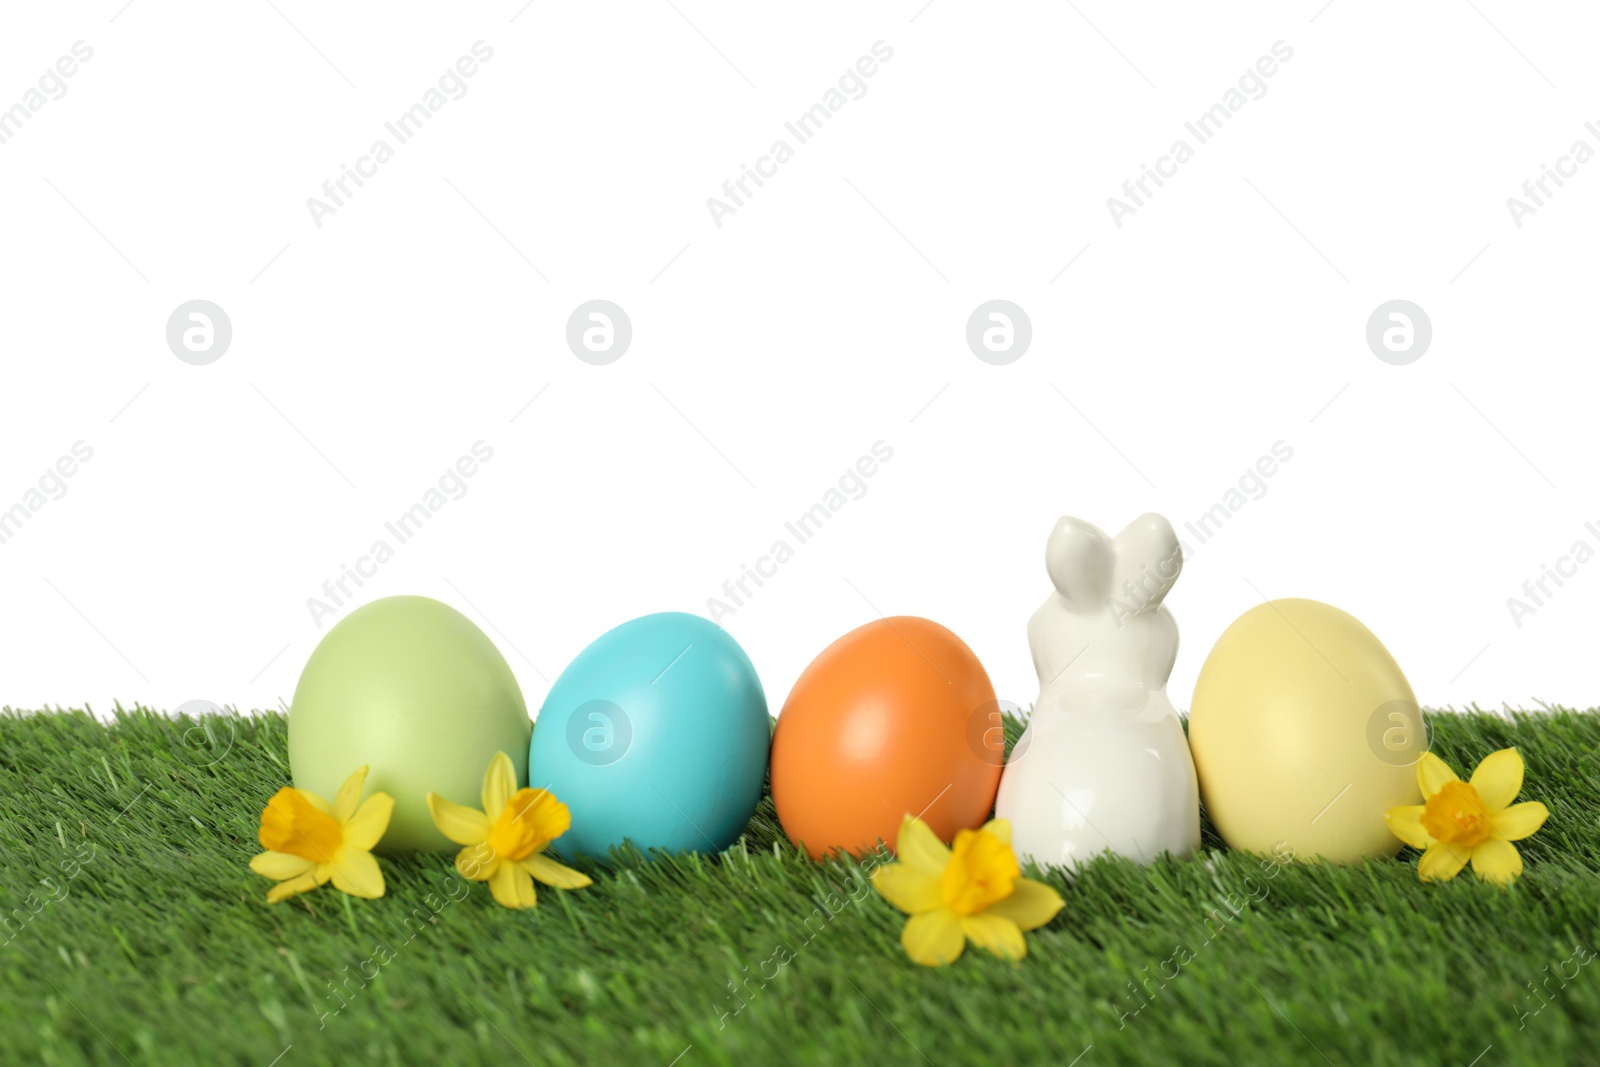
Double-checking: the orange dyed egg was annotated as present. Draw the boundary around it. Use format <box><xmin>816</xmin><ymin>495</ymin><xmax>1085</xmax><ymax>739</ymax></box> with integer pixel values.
<box><xmin>771</xmin><ymin>616</ymin><xmax>1003</xmax><ymax>860</ymax></box>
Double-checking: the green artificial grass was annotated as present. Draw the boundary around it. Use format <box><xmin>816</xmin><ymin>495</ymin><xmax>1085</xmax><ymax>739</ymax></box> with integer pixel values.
<box><xmin>0</xmin><ymin>705</ymin><xmax>1597</xmax><ymax>1066</ymax></box>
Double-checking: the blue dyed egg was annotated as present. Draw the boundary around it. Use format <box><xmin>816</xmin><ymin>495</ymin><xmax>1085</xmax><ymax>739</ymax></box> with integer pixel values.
<box><xmin>529</xmin><ymin>612</ymin><xmax>769</xmax><ymax>858</ymax></box>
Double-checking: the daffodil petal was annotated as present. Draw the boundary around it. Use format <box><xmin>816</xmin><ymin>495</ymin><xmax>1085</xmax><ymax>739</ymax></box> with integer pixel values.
<box><xmin>980</xmin><ymin>819</ymin><xmax>1012</xmax><ymax>846</ymax></box>
<box><xmin>1471</xmin><ymin>837</ymin><xmax>1524</xmax><ymax>886</ymax></box>
<box><xmin>1492</xmin><ymin>801</ymin><xmax>1549</xmax><ymax>842</ymax></box>
<box><xmin>871</xmin><ymin>862</ymin><xmax>942</xmax><ymax>915</ymax></box>
<box><xmin>489</xmin><ymin>860</ymin><xmax>537</xmax><ymax>909</ymax></box>
<box><xmin>427</xmin><ymin>793</ymin><xmax>491</xmax><ymax>845</ymax></box>
<box><xmin>1384</xmin><ymin>805</ymin><xmax>1432</xmax><ymax>849</ymax></box>
<box><xmin>895</xmin><ymin>816</ymin><xmax>952</xmax><ymax>876</ymax></box>
<box><xmin>342</xmin><ymin>793</ymin><xmax>395</xmax><ymax>851</ymax></box>
<box><xmin>1418</xmin><ymin>842</ymin><xmax>1471</xmax><ymax>882</ymax></box>
<box><xmin>482</xmin><ymin>751</ymin><xmax>518</xmax><ymax>819</ymax></box>
<box><xmin>985</xmin><ymin>877</ymin><xmax>1063</xmax><ymax>931</ymax></box>
<box><xmin>330</xmin><ymin>849</ymin><xmax>385</xmax><ymax>899</ymax></box>
<box><xmin>901</xmin><ymin>909</ymin><xmax>964</xmax><ymax>966</ymax></box>
<box><xmin>962</xmin><ymin>913</ymin><xmax>1027</xmax><ymax>960</ymax></box>
<box><xmin>1416</xmin><ymin>752</ymin><xmax>1459</xmax><ymax>797</ymax></box>
<box><xmin>266</xmin><ymin>872</ymin><xmax>319</xmax><ymax>904</ymax></box>
<box><xmin>250</xmin><ymin>851</ymin><xmax>315</xmax><ymax>880</ymax></box>
<box><xmin>521</xmin><ymin>852</ymin><xmax>592</xmax><ymax>890</ymax></box>
<box><xmin>456</xmin><ymin>844</ymin><xmax>497</xmax><ymax>882</ymax></box>
<box><xmin>1470</xmin><ymin>747</ymin><xmax>1524</xmax><ymax>812</ymax></box>
<box><xmin>331</xmin><ymin>765</ymin><xmax>369</xmax><ymax>822</ymax></box>
<box><xmin>314</xmin><ymin>863</ymin><xmax>334</xmax><ymax>886</ymax></box>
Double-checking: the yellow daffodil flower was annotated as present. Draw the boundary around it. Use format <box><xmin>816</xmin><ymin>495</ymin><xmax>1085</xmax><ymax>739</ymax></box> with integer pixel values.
<box><xmin>1386</xmin><ymin>747</ymin><xmax>1549</xmax><ymax>886</ymax></box>
<box><xmin>871</xmin><ymin>815</ymin><xmax>1063</xmax><ymax>966</ymax></box>
<box><xmin>426</xmin><ymin>752</ymin><xmax>592</xmax><ymax>909</ymax></box>
<box><xmin>250</xmin><ymin>766</ymin><xmax>394</xmax><ymax>905</ymax></box>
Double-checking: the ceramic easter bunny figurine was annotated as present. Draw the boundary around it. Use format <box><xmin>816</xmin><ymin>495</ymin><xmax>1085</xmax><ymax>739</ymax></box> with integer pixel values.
<box><xmin>994</xmin><ymin>513</ymin><xmax>1200</xmax><ymax>871</ymax></box>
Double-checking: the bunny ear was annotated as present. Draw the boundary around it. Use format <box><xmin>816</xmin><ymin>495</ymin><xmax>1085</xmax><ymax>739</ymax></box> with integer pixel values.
<box><xmin>1110</xmin><ymin>513</ymin><xmax>1182</xmax><ymax>612</ymax></box>
<box><xmin>1043</xmin><ymin>516</ymin><xmax>1114</xmax><ymax>607</ymax></box>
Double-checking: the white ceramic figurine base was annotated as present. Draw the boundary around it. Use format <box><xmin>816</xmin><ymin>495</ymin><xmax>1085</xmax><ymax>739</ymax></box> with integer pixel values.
<box><xmin>995</xmin><ymin>513</ymin><xmax>1201</xmax><ymax>872</ymax></box>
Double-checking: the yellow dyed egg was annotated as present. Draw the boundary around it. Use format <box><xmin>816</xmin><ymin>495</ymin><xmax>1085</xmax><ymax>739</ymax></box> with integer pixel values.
<box><xmin>1188</xmin><ymin>598</ymin><xmax>1423</xmax><ymax>863</ymax></box>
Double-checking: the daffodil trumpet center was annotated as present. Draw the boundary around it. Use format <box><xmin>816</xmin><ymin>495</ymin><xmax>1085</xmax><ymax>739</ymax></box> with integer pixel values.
<box><xmin>940</xmin><ymin>828</ymin><xmax>1021</xmax><ymax>916</ymax></box>
<box><xmin>486</xmin><ymin>788</ymin><xmax>558</xmax><ymax>863</ymax></box>
<box><xmin>1420</xmin><ymin>780</ymin><xmax>1494</xmax><ymax>847</ymax></box>
<box><xmin>259</xmin><ymin>788</ymin><xmax>343</xmax><ymax>863</ymax></box>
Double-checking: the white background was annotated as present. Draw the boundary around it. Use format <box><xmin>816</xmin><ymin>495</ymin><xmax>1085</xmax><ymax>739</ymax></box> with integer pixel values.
<box><xmin>1</xmin><ymin>1</ymin><xmax>1595</xmax><ymax>720</ymax></box>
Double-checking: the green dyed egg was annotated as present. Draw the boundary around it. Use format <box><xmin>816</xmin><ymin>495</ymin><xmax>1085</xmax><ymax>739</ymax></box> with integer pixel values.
<box><xmin>288</xmin><ymin>595</ymin><xmax>531</xmax><ymax>851</ymax></box>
